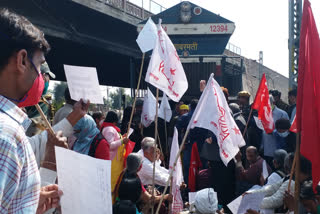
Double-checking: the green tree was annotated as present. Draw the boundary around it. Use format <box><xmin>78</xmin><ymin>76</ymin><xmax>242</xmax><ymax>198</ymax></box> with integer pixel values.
<box><xmin>109</xmin><ymin>88</ymin><xmax>132</xmax><ymax>110</ymax></box>
<box><xmin>53</xmin><ymin>82</ymin><xmax>67</xmax><ymax>102</ymax></box>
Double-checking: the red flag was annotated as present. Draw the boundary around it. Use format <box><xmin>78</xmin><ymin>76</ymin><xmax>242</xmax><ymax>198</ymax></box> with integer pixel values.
<box><xmin>252</xmin><ymin>73</ymin><xmax>274</xmax><ymax>134</ymax></box>
<box><xmin>188</xmin><ymin>142</ymin><xmax>202</xmax><ymax>192</ymax></box>
<box><xmin>290</xmin><ymin>115</ymin><xmax>297</xmax><ymax>133</ymax></box>
<box><xmin>296</xmin><ymin>0</ymin><xmax>320</xmax><ymax>190</ymax></box>
<box><xmin>124</xmin><ymin>141</ymin><xmax>136</xmax><ymax>167</ymax></box>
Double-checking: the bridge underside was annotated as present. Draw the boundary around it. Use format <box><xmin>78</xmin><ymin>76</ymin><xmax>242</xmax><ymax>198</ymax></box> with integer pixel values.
<box><xmin>1</xmin><ymin>0</ymin><xmax>143</xmax><ymax>87</ymax></box>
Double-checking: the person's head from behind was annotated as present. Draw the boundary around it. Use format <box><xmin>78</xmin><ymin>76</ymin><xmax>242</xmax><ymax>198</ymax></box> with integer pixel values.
<box><xmin>141</xmin><ymin>137</ymin><xmax>156</xmax><ymax>162</ymax></box>
<box><xmin>118</xmin><ymin>176</ymin><xmax>142</xmax><ymax>204</ymax></box>
<box><xmin>288</xmin><ymin>89</ymin><xmax>297</xmax><ymax>105</ymax></box>
<box><xmin>104</xmin><ymin>110</ymin><xmax>119</xmax><ymax>125</ymax></box>
<box><xmin>179</xmin><ymin>104</ymin><xmax>189</xmax><ymax>115</ymax></box>
<box><xmin>246</xmin><ymin>146</ymin><xmax>258</xmax><ymax>164</ymax></box>
<box><xmin>237</xmin><ymin>91</ymin><xmax>250</xmax><ymax>109</ymax></box>
<box><xmin>273</xmin><ymin>149</ymin><xmax>287</xmax><ymax>170</ymax></box>
<box><xmin>123</xmin><ymin>106</ymin><xmax>132</xmax><ymax>122</ymax></box>
<box><xmin>113</xmin><ymin>200</ymin><xmax>136</xmax><ymax>214</ymax></box>
<box><xmin>299</xmin><ymin>155</ymin><xmax>312</xmax><ymax>182</ymax></box>
<box><xmin>284</xmin><ymin>153</ymin><xmax>295</xmax><ymax>174</ymax></box>
<box><xmin>194</xmin><ymin>188</ymin><xmax>218</xmax><ymax>214</ymax></box>
<box><xmin>275</xmin><ymin>118</ymin><xmax>291</xmax><ymax>137</ymax></box>
<box><xmin>0</xmin><ymin>9</ymin><xmax>50</xmax><ymax>107</ymax></box>
<box><xmin>126</xmin><ymin>153</ymin><xmax>143</xmax><ymax>175</ymax></box>
<box><xmin>92</xmin><ymin>111</ymin><xmax>104</xmax><ymax>129</ymax></box>
<box><xmin>300</xmin><ymin>180</ymin><xmax>320</xmax><ymax>214</ymax></box>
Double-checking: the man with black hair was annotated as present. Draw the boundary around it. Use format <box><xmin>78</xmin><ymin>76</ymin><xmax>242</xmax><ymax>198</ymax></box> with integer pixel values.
<box><xmin>0</xmin><ymin>8</ymin><xmax>66</xmax><ymax>213</ymax></box>
<box><xmin>270</xmin><ymin>90</ymin><xmax>290</xmax><ymax>112</ymax></box>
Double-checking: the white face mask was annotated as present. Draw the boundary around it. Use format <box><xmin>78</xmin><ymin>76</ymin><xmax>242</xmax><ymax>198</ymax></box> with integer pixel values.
<box><xmin>277</xmin><ymin>131</ymin><xmax>289</xmax><ymax>138</ymax></box>
<box><xmin>99</xmin><ymin>120</ymin><xmax>104</xmax><ymax>127</ymax></box>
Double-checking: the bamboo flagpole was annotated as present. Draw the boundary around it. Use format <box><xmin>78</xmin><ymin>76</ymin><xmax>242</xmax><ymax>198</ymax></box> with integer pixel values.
<box><xmin>155</xmin><ymin>128</ymin><xmax>190</xmax><ymax>214</ymax></box>
<box><xmin>126</xmin><ymin>53</ymin><xmax>145</xmax><ymax>137</ymax></box>
<box><xmin>242</xmin><ymin>108</ymin><xmax>253</xmax><ymax>136</ymax></box>
<box><xmin>35</xmin><ymin>104</ymin><xmax>55</xmax><ymax>136</ymax></box>
<box><xmin>151</xmin><ymin>88</ymin><xmax>159</xmax><ymax>214</ymax></box>
<box><xmin>294</xmin><ymin>133</ymin><xmax>301</xmax><ymax>214</ymax></box>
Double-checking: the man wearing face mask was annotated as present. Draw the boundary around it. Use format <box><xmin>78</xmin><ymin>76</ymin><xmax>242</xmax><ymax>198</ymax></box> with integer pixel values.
<box><xmin>261</xmin><ymin>95</ymin><xmax>289</xmax><ymax>168</ymax></box>
<box><xmin>25</xmin><ymin>61</ymin><xmax>55</xmax><ymax>137</ymax></box>
<box><xmin>0</xmin><ymin>8</ymin><xmax>67</xmax><ymax>213</ymax></box>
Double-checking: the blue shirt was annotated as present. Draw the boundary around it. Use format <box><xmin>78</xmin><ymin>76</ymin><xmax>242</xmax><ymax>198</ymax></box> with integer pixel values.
<box><xmin>0</xmin><ymin>95</ymin><xmax>40</xmax><ymax>213</ymax></box>
<box><xmin>262</xmin><ymin>107</ymin><xmax>289</xmax><ymax>157</ymax></box>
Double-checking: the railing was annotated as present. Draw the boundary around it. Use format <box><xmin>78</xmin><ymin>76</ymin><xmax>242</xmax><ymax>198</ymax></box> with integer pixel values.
<box><xmin>96</xmin><ymin>0</ymin><xmax>165</xmax><ymax>20</ymax></box>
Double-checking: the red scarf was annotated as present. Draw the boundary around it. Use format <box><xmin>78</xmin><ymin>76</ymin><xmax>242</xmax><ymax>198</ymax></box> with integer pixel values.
<box><xmin>100</xmin><ymin>122</ymin><xmax>121</xmax><ymax>133</ymax></box>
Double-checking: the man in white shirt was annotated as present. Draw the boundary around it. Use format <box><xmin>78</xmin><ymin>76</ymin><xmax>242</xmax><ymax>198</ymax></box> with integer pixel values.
<box><xmin>137</xmin><ymin>137</ymin><xmax>170</xmax><ymax>186</ymax></box>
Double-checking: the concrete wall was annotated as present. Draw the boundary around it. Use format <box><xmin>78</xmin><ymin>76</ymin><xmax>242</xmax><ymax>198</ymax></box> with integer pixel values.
<box><xmin>224</xmin><ymin>49</ymin><xmax>289</xmax><ymax>103</ymax></box>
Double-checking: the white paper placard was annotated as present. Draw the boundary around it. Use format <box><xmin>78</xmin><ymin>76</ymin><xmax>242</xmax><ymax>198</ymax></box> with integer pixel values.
<box><xmin>55</xmin><ymin>147</ymin><xmax>112</xmax><ymax>214</ymax></box>
<box><xmin>64</xmin><ymin>65</ymin><xmax>104</xmax><ymax>104</ymax></box>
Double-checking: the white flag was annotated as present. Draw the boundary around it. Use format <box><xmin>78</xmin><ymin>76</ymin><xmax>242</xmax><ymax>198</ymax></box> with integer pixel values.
<box><xmin>188</xmin><ymin>74</ymin><xmax>246</xmax><ymax>165</ymax></box>
<box><xmin>141</xmin><ymin>88</ymin><xmax>158</xmax><ymax>127</ymax></box>
<box><xmin>145</xmin><ymin>21</ymin><xmax>188</xmax><ymax>102</ymax></box>
<box><xmin>158</xmin><ymin>93</ymin><xmax>172</xmax><ymax>122</ymax></box>
<box><xmin>170</xmin><ymin>128</ymin><xmax>184</xmax><ymax>213</ymax></box>
<box><xmin>136</xmin><ymin>18</ymin><xmax>158</xmax><ymax>53</ymax></box>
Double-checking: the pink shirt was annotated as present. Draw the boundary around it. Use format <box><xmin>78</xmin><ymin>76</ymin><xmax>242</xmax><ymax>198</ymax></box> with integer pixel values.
<box><xmin>102</xmin><ymin>126</ymin><xmax>122</xmax><ymax>160</ymax></box>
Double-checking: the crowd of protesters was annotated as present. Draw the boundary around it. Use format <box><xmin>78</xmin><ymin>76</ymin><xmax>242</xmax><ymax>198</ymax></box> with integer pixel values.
<box><xmin>0</xmin><ymin>8</ymin><xmax>319</xmax><ymax>214</ymax></box>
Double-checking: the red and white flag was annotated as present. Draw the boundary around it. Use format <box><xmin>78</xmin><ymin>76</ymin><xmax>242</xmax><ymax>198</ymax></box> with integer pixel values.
<box><xmin>158</xmin><ymin>93</ymin><xmax>172</xmax><ymax>122</ymax></box>
<box><xmin>289</xmin><ymin>115</ymin><xmax>297</xmax><ymax>133</ymax></box>
<box><xmin>169</xmin><ymin>128</ymin><xmax>184</xmax><ymax>213</ymax></box>
<box><xmin>141</xmin><ymin>88</ymin><xmax>158</xmax><ymax>127</ymax></box>
<box><xmin>188</xmin><ymin>74</ymin><xmax>245</xmax><ymax>165</ymax></box>
<box><xmin>145</xmin><ymin>20</ymin><xmax>188</xmax><ymax>102</ymax></box>
<box><xmin>251</xmin><ymin>73</ymin><xmax>274</xmax><ymax>134</ymax></box>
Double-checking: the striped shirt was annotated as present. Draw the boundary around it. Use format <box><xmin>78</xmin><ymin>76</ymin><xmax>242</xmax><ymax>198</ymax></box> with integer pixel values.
<box><xmin>0</xmin><ymin>95</ymin><xmax>40</xmax><ymax>213</ymax></box>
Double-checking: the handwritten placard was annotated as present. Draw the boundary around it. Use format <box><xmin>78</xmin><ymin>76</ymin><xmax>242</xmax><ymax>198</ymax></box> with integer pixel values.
<box><xmin>64</xmin><ymin>65</ymin><xmax>103</xmax><ymax>104</ymax></box>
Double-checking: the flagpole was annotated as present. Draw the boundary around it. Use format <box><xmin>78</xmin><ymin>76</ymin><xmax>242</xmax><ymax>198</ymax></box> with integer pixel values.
<box><xmin>151</xmin><ymin>88</ymin><xmax>159</xmax><ymax>214</ymax></box>
<box><xmin>126</xmin><ymin>53</ymin><xmax>145</xmax><ymax>137</ymax></box>
<box><xmin>242</xmin><ymin>108</ymin><xmax>253</xmax><ymax>136</ymax></box>
<box><xmin>294</xmin><ymin>133</ymin><xmax>301</xmax><ymax>214</ymax></box>
<box><xmin>164</xmin><ymin>109</ymin><xmax>168</xmax><ymax>157</ymax></box>
<box><xmin>155</xmin><ymin>128</ymin><xmax>190</xmax><ymax>214</ymax></box>
<box><xmin>168</xmin><ymin>176</ymin><xmax>173</xmax><ymax>214</ymax></box>
<box><xmin>35</xmin><ymin>104</ymin><xmax>55</xmax><ymax>136</ymax></box>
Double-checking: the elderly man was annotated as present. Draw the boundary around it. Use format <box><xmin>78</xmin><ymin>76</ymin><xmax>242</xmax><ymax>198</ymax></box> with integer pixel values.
<box><xmin>265</xmin><ymin>149</ymin><xmax>287</xmax><ymax>185</ymax></box>
<box><xmin>137</xmin><ymin>137</ymin><xmax>170</xmax><ymax>186</ymax></box>
<box><xmin>235</xmin><ymin>146</ymin><xmax>271</xmax><ymax>194</ymax></box>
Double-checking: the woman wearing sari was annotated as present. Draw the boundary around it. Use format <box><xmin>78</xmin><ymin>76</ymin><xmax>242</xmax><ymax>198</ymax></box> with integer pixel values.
<box><xmin>101</xmin><ymin>111</ymin><xmax>129</xmax><ymax>191</ymax></box>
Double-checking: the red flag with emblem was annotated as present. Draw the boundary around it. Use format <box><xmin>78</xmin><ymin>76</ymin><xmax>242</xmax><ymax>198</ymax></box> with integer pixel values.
<box><xmin>296</xmin><ymin>0</ymin><xmax>320</xmax><ymax>190</ymax></box>
<box><xmin>251</xmin><ymin>73</ymin><xmax>274</xmax><ymax>134</ymax></box>
<box><xmin>145</xmin><ymin>20</ymin><xmax>188</xmax><ymax>102</ymax></box>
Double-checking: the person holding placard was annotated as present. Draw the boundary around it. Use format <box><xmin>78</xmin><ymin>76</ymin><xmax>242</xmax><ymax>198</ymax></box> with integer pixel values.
<box><xmin>0</xmin><ymin>8</ymin><xmax>65</xmax><ymax>213</ymax></box>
